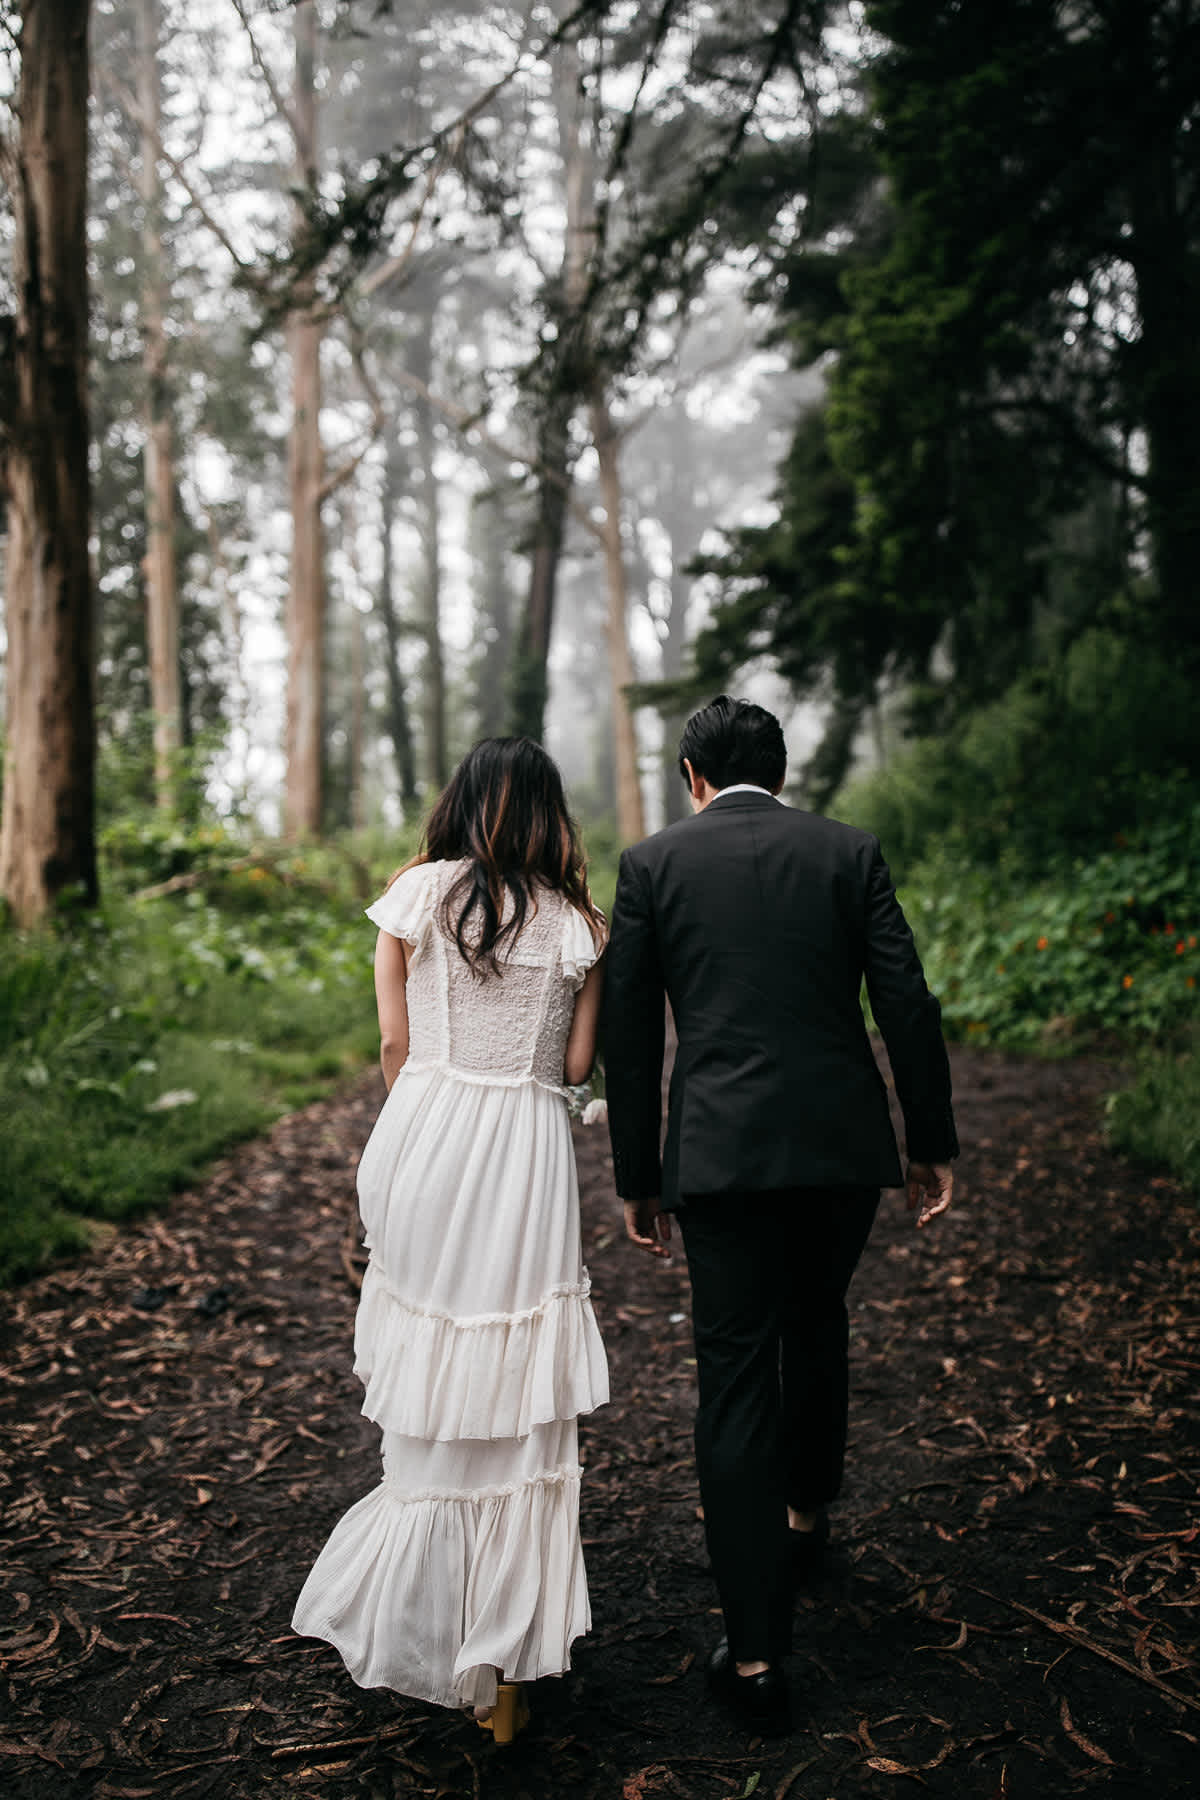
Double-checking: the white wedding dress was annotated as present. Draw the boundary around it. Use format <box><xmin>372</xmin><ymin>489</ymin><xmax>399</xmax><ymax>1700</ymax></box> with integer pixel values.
<box><xmin>292</xmin><ymin>860</ymin><xmax>609</xmax><ymax>1711</ymax></box>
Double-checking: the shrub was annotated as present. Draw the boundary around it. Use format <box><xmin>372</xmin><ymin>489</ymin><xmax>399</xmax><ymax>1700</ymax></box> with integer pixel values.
<box><xmin>1106</xmin><ymin>1034</ymin><xmax>1200</xmax><ymax>1192</ymax></box>
<box><xmin>900</xmin><ymin>804</ymin><xmax>1200</xmax><ymax>1049</ymax></box>
<box><xmin>837</xmin><ymin>631</ymin><xmax>1198</xmax><ymax>879</ymax></box>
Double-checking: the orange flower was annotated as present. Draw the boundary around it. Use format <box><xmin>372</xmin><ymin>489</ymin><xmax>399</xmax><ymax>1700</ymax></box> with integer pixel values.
<box><xmin>1104</xmin><ymin>911</ymin><xmax>1116</xmax><ymax>924</ymax></box>
<box><xmin>1188</xmin><ymin>976</ymin><xmax>1196</xmax><ymax>989</ymax></box>
<box><xmin>1177</xmin><ymin>941</ymin><xmax>1186</xmax><ymax>955</ymax></box>
<box><xmin>996</xmin><ymin>963</ymin><xmax>1006</xmax><ymax>975</ymax></box>
<box><xmin>1122</xmin><ymin>974</ymin><xmax>1134</xmax><ymax>989</ymax></box>
<box><xmin>1166</xmin><ymin>922</ymin><xmax>1177</xmax><ymax>936</ymax></box>
<box><xmin>1036</xmin><ymin>936</ymin><xmax>1049</xmax><ymax>950</ymax></box>
<box><xmin>1189</xmin><ymin>936</ymin><xmax>1198</xmax><ymax>949</ymax></box>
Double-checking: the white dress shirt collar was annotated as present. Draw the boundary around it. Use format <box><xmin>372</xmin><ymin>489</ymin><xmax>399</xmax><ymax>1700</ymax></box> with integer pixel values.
<box><xmin>708</xmin><ymin>783</ymin><xmax>782</xmax><ymax>803</ymax></box>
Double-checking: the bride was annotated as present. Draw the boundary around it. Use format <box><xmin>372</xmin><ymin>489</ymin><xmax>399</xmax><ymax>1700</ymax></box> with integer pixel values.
<box><xmin>293</xmin><ymin>737</ymin><xmax>610</xmax><ymax>1742</ymax></box>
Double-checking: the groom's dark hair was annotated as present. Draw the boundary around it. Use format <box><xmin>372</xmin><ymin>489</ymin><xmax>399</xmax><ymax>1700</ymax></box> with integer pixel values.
<box><xmin>678</xmin><ymin>695</ymin><xmax>787</xmax><ymax>793</ymax></box>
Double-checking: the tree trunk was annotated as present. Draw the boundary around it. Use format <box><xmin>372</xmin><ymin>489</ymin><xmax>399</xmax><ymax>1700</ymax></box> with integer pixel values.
<box><xmin>410</xmin><ymin>305</ymin><xmax>448</xmax><ymax>789</ymax></box>
<box><xmin>0</xmin><ymin>0</ymin><xmax>98</xmax><ymax>926</ymax></box>
<box><xmin>283</xmin><ymin>0</ymin><xmax>325</xmax><ymax>839</ymax></box>
<box><xmin>377</xmin><ymin>426</ymin><xmax>418</xmax><ymax>813</ymax></box>
<box><xmin>508</xmin><ymin>36</ymin><xmax>594</xmax><ymax>743</ymax></box>
<box><xmin>136</xmin><ymin>0</ymin><xmax>181</xmax><ymax>812</ymax></box>
<box><xmin>659</xmin><ymin>563</ymin><xmax>691</xmax><ymax>825</ymax></box>
<box><xmin>473</xmin><ymin>493</ymin><xmax>513</xmax><ymax>739</ymax></box>
<box><xmin>658</xmin><ymin>455</ymin><xmax>703</xmax><ymax>825</ymax></box>
<box><xmin>589</xmin><ymin>385</ymin><xmax>646</xmax><ymax>842</ymax></box>
<box><xmin>508</xmin><ymin>396</ymin><xmax>572</xmax><ymax>741</ymax></box>
<box><xmin>349</xmin><ymin>598</ymin><xmax>366</xmax><ymax>830</ymax></box>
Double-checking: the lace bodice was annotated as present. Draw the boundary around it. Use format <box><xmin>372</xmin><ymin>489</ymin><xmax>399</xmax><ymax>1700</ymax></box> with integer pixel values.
<box><xmin>366</xmin><ymin>861</ymin><xmax>602</xmax><ymax>1094</ymax></box>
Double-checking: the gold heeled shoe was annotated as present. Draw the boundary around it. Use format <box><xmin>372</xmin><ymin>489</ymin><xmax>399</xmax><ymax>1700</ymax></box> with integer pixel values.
<box><xmin>475</xmin><ymin>1681</ymin><xmax>529</xmax><ymax>1746</ymax></box>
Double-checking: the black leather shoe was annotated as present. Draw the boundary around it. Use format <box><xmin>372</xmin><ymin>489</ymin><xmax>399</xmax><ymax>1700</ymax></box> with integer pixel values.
<box><xmin>706</xmin><ymin>1639</ymin><xmax>792</xmax><ymax>1737</ymax></box>
<box><xmin>789</xmin><ymin>1507</ymin><xmax>830</xmax><ymax>1582</ymax></box>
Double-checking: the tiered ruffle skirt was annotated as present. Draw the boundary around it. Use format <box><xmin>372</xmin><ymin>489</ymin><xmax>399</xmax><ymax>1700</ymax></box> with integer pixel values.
<box><xmin>292</xmin><ymin>1067</ymin><xmax>609</xmax><ymax>1708</ymax></box>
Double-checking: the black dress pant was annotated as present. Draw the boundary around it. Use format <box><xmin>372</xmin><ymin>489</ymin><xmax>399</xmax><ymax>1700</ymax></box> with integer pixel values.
<box><xmin>678</xmin><ymin>1184</ymin><xmax>880</xmax><ymax>1665</ymax></box>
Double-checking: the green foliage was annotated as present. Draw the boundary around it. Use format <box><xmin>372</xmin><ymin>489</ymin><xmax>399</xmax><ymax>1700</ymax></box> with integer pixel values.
<box><xmin>837</xmin><ymin>632</ymin><xmax>1198</xmax><ymax>876</ymax></box>
<box><xmin>579</xmin><ymin>819</ymin><xmax>621</xmax><ymax>924</ymax></box>
<box><xmin>0</xmin><ymin>813</ymin><xmax>621</xmax><ymax>1286</ymax></box>
<box><xmin>895</xmin><ymin>806</ymin><xmax>1200</xmax><ymax>1052</ymax></box>
<box><xmin>832</xmin><ymin>0</ymin><xmax>1200</xmax><ymax>669</ymax></box>
<box><xmin>0</xmin><ymin>823</ymin><xmax>424</xmax><ymax>1288</ymax></box>
<box><xmin>1107</xmin><ymin>1035</ymin><xmax>1200</xmax><ymax>1193</ymax></box>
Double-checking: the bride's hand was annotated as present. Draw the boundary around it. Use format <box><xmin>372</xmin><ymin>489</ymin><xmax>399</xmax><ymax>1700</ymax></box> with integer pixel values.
<box><xmin>624</xmin><ymin>1196</ymin><xmax>672</xmax><ymax>1259</ymax></box>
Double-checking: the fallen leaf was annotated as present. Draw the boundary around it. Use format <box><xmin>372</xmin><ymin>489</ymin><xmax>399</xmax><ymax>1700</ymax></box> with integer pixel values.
<box><xmin>1059</xmin><ymin>1695</ymin><xmax>1116</xmax><ymax>1766</ymax></box>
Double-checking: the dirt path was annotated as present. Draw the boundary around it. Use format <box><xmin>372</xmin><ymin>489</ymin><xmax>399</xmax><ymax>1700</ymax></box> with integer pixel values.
<box><xmin>2</xmin><ymin>1047</ymin><xmax>1198</xmax><ymax>1800</ymax></box>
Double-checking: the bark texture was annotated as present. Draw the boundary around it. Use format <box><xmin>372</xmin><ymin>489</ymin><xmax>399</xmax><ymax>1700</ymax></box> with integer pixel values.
<box><xmin>283</xmin><ymin>0</ymin><xmax>325</xmax><ymax>839</ymax></box>
<box><xmin>590</xmin><ymin>385</ymin><xmax>646</xmax><ymax>844</ymax></box>
<box><xmin>137</xmin><ymin>0</ymin><xmax>181</xmax><ymax>810</ymax></box>
<box><xmin>410</xmin><ymin>306</ymin><xmax>447</xmax><ymax>790</ymax></box>
<box><xmin>377</xmin><ymin>426</ymin><xmax>418</xmax><ymax>813</ymax></box>
<box><xmin>0</xmin><ymin>0</ymin><xmax>98</xmax><ymax>926</ymax></box>
<box><xmin>508</xmin><ymin>36</ymin><xmax>593</xmax><ymax>744</ymax></box>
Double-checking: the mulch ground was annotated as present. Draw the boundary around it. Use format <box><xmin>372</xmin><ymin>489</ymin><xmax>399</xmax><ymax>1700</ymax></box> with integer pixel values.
<box><xmin>2</xmin><ymin>1045</ymin><xmax>1198</xmax><ymax>1800</ymax></box>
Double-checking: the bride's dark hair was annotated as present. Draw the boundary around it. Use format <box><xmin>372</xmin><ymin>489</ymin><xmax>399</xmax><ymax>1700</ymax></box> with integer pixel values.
<box><xmin>395</xmin><ymin>736</ymin><xmax>603</xmax><ymax>974</ymax></box>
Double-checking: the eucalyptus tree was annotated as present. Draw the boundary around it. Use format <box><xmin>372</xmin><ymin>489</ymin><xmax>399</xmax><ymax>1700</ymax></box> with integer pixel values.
<box><xmin>317</xmin><ymin>0</ymin><xmax>518</xmax><ymax>802</ymax></box>
<box><xmin>135</xmin><ymin>0</ymin><xmax>182</xmax><ymax>808</ymax></box>
<box><xmin>250</xmin><ymin>0</ymin><xmax>852</xmax><ymax>840</ymax></box>
<box><xmin>0</xmin><ymin>0</ymin><xmax>98</xmax><ymax>926</ymax></box>
<box><xmin>500</xmin><ymin>0</ymin><xmax>857</xmax><ymax>837</ymax></box>
<box><xmin>89</xmin><ymin>0</ymin><xmax>275</xmax><ymax>817</ymax></box>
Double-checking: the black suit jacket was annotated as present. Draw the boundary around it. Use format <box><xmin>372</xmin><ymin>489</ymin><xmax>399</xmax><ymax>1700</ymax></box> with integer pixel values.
<box><xmin>602</xmin><ymin>791</ymin><xmax>958</xmax><ymax>1207</ymax></box>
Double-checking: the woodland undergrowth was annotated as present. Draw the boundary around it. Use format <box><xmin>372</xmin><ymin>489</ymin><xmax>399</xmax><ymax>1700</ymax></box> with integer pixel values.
<box><xmin>0</xmin><ymin>816</ymin><xmax>622</xmax><ymax>1287</ymax></box>
<box><xmin>3</xmin><ymin>799</ymin><xmax>1194</xmax><ymax>1290</ymax></box>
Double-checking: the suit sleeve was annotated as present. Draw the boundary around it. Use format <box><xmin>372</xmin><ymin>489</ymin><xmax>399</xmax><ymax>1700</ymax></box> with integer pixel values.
<box><xmin>601</xmin><ymin>847</ymin><xmax>666</xmax><ymax>1200</ymax></box>
<box><xmin>861</xmin><ymin>842</ymin><xmax>960</xmax><ymax>1164</ymax></box>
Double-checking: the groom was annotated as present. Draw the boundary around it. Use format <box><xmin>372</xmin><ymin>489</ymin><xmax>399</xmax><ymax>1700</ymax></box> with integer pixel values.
<box><xmin>602</xmin><ymin>695</ymin><xmax>958</xmax><ymax>1734</ymax></box>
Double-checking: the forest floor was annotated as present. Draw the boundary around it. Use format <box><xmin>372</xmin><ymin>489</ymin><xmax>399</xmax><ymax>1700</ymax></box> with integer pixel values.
<box><xmin>2</xmin><ymin>1046</ymin><xmax>1198</xmax><ymax>1800</ymax></box>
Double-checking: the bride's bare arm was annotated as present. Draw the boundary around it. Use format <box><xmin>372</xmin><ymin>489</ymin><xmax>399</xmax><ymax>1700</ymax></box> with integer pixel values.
<box><xmin>564</xmin><ymin>955</ymin><xmax>604</xmax><ymax>1088</ymax></box>
<box><xmin>374</xmin><ymin>931</ymin><xmax>412</xmax><ymax>1090</ymax></box>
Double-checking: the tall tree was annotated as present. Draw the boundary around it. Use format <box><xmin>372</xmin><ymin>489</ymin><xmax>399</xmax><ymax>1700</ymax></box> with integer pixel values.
<box><xmin>0</xmin><ymin>0</ymin><xmax>98</xmax><ymax>926</ymax></box>
<box><xmin>377</xmin><ymin>421</ymin><xmax>419</xmax><ymax>813</ymax></box>
<box><xmin>283</xmin><ymin>0</ymin><xmax>326</xmax><ymax>839</ymax></box>
<box><xmin>831</xmin><ymin>0</ymin><xmax>1200</xmax><ymax>682</ymax></box>
<box><xmin>409</xmin><ymin>297</ymin><xmax>449</xmax><ymax>790</ymax></box>
<box><xmin>588</xmin><ymin>382</ymin><xmax>646</xmax><ymax>841</ymax></box>
<box><xmin>507</xmin><ymin>33</ymin><xmax>592</xmax><ymax>746</ymax></box>
<box><xmin>470</xmin><ymin>487</ymin><xmax>516</xmax><ymax>740</ymax></box>
<box><xmin>136</xmin><ymin>0</ymin><xmax>182</xmax><ymax>811</ymax></box>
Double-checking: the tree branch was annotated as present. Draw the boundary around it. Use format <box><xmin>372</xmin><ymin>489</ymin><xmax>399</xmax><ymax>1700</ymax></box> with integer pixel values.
<box><xmin>228</xmin><ymin>0</ymin><xmax>304</xmax><ymax>149</ymax></box>
<box><xmin>389</xmin><ymin>362</ymin><xmax>604</xmax><ymax>545</ymax></box>
<box><xmin>95</xmin><ymin>65</ymin><xmax>262</xmax><ymax>285</ymax></box>
<box><xmin>969</xmin><ymin>396</ymin><xmax>1146</xmax><ymax>494</ymax></box>
<box><xmin>356</xmin><ymin>159</ymin><xmax>445</xmax><ymax>304</ymax></box>
<box><xmin>317</xmin><ymin>320</ymin><xmax>387</xmax><ymax>501</ymax></box>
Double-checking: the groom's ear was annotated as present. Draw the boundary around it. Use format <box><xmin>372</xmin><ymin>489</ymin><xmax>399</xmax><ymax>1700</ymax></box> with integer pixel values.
<box><xmin>682</xmin><ymin>757</ymin><xmax>700</xmax><ymax>798</ymax></box>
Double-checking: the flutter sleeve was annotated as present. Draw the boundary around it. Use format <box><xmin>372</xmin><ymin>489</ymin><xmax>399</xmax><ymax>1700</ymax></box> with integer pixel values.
<box><xmin>561</xmin><ymin>905</ymin><xmax>606</xmax><ymax>990</ymax></box>
<box><xmin>364</xmin><ymin>862</ymin><xmax>439</xmax><ymax>951</ymax></box>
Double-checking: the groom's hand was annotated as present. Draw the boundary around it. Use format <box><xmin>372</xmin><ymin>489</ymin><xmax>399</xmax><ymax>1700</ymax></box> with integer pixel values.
<box><xmin>624</xmin><ymin>1196</ymin><xmax>672</xmax><ymax>1259</ymax></box>
<box><xmin>906</xmin><ymin>1162</ymin><xmax>954</xmax><ymax>1228</ymax></box>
